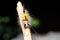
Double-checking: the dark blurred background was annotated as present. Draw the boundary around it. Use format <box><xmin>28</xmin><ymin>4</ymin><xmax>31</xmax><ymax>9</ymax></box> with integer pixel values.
<box><xmin>0</xmin><ymin>0</ymin><xmax>59</xmax><ymax>40</ymax></box>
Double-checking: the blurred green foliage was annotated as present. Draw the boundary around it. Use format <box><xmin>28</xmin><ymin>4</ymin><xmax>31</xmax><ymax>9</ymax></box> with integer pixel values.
<box><xmin>3</xmin><ymin>33</ymin><xmax>10</xmax><ymax>40</ymax></box>
<box><xmin>31</xmin><ymin>17</ymin><xmax>40</xmax><ymax>28</ymax></box>
<box><xmin>0</xmin><ymin>16</ymin><xmax>10</xmax><ymax>23</ymax></box>
<box><xmin>0</xmin><ymin>25</ymin><xmax>4</xmax><ymax>36</ymax></box>
<box><xmin>0</xmin><ymin>25</ymin><xmax>3</xmax><ymax>31</ymax></box>
<box><xmin>0</xmin><ymin>16</ymin><xmax>20</xmax><ymax>40</ymax></box>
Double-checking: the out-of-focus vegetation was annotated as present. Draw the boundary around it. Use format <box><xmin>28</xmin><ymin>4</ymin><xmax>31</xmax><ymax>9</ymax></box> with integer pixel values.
<box><xmin>0</xmin><ymin>16</ymin><xmax>20</xmax><ymax>40</ymax></box>
<box><xmin>0</xmin><ymin>16</ymin><xmax>10</xmax><ymax>23</ymax></box>
<box><xmin>31</xmin><ymin>17</ymin><xmax>40</xmax><ymax>28</ymax></box>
